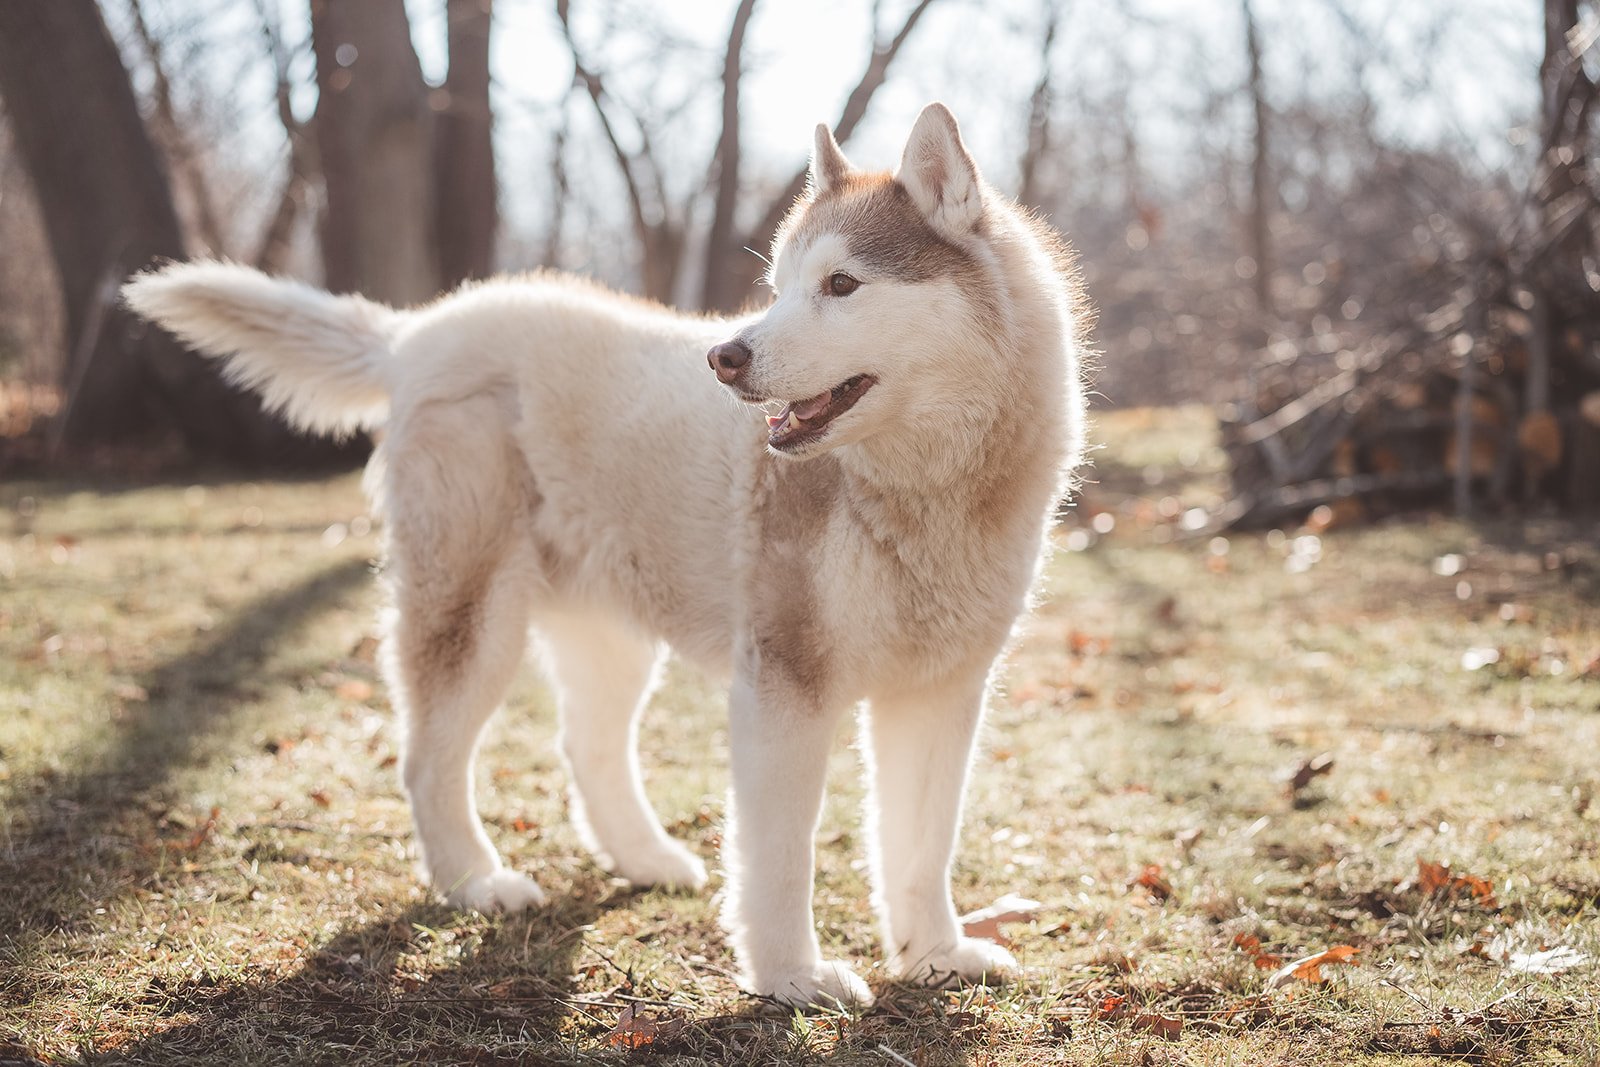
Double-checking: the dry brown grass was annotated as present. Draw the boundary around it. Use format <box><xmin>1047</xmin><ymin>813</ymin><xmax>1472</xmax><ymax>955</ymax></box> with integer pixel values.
<box><xmin>2</xmin><ymin>407</ymin><xmax>1598</xmax><ymax>1065</ymax></box>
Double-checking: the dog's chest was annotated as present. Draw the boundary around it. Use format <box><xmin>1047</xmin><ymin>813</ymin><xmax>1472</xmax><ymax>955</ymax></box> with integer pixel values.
<box><xmin>748</xmin><ymin>457</ymin><xmax>1043</xmax><ymax>694</ymax></box>
<box><xmin>827</xmin><ymin>515</ymin><xmax>1033</xmax><ymax>677</ymax></box>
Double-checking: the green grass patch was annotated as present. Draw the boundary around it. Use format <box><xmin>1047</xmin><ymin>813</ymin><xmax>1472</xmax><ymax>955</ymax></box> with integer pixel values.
<box><xmin>2</xmin><ymin>409</ymin><xmax>1598</xmax><ymax>1065</ymax></box>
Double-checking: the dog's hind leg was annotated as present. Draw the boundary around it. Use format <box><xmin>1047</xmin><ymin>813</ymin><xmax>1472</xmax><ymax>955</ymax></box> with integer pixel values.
<box><xmin>384</xmin><ymin>397</ymin><xmax>545</xmax><ymax>913</ymax></box>
<box><xmin>388</xmin><ymin>546</ymin><xmax>542</xmax><ymax>913</ymax></box>
<box><xmin>864</xmin><ymin>669</ymin><xmax>1018</xmax><ymax>985</ymax></box>
<box><xmin>539</xmin><ymin>611</ymin><xmax>707</xmax><ymax>890</ymax></box>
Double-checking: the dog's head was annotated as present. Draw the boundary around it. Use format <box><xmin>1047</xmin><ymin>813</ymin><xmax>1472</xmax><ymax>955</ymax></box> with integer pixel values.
<box><xmin>709</xmin><ymin>103</ymin><xmax>1006</xmax><ymax>460</ymax></box>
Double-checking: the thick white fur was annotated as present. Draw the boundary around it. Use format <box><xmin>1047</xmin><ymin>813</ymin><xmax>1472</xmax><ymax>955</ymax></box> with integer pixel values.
<box><xmin>121</xmin><ymin>104</ymin><xmax>1087</xmax><ymax>1010</ymax></box>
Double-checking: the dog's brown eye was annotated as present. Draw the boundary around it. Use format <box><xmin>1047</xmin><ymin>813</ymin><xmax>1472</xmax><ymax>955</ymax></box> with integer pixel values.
<box><xmin>827</xmin><ymin>272</ymin><xmax>860</xmax><ymax>297</ymax></box>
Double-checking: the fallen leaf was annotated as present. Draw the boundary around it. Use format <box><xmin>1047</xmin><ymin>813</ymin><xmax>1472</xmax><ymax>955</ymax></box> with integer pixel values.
<box><xmin>1288</xmin><ymin>753</ymin><xmax>1335</xmax><ymax>794</ymax></box>
<box><xmin>960</xmin><ymin>893</ymin><xmax>1043</xmax><ymax>948</ymax></box>
<box><xmin>1234</xmin><ymin>933</ymin><xmax>1283</xmax><ymax>970</ymax></box>
<box><xmin>606</xmin><ymin>1005</ymin><xmax>687</xmax><ymax>1049</ymax></box>
<box><xmin>1507</xmin><ymin>946</ymin><xmax>1590</xmax><ymax>975</ymax></box>
<box><xmin>1415</xmin><ymin>859</ymin><xmax>1498</xmax><ymax>908</ymax></box>
<box><xmin>1093</xmin><ymin>994</ymin><xmax>1128</xmax><ymax>1019</ymax></box>
<box><xmin>1417</xmin><ymin>859</ymin><xmax>1452</xmax><ymax>895</ymax></box>
<box><xmin>1268</xmin><ymin>945</ymin><xmax>1359</xmax><ymax>988</ymax></box>
<box><xmin>1131</xmin><ymin>864</ymin><xmax>1173</xmax><ymax>902</ymax></box>
<box><xmin>1133</xmin><ymin>1012</ymin><xmax>1183</xmax><ymax>1040</ymax></box>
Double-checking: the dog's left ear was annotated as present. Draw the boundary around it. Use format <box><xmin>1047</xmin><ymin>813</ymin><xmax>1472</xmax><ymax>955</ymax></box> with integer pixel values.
<box><xmin>897</xmin><ymin>103</ymin><xmax>983</xmax><ymax>237</ymax></box>
<box><xmin>809</xmin><ymin>124</ymin><xmax>854</xmax><ymax>197</ymax></box>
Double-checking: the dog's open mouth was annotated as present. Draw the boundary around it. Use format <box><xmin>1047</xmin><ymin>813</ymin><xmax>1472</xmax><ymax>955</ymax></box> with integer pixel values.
<box><xmin>765</xmin><ymin>374</ymin><xmax>876</xmax><ymax>451</ymax></box>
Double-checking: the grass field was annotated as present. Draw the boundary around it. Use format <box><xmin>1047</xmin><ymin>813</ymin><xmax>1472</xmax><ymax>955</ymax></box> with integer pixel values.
<box><xmin>3</xmin><ymin>406</ymin><xmax>1598</xmax><ymax>1065</ymax></box>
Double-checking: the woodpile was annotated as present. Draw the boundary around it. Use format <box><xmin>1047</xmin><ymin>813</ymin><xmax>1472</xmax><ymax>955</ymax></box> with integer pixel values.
<box><xmin>1217</xmin><ymin>296</ymin><xmax>1600</xmax><ymax>529</ymax></box>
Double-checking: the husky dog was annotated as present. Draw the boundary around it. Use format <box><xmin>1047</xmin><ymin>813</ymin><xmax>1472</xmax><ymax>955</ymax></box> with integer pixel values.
<box><xmin>123</xmin><ymin>103</ymin><xmax>1088</xmax><ymax>1008</ymax></box>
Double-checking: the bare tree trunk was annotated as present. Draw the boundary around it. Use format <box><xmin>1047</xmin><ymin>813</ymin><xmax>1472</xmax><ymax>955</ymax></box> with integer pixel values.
<box><xmin>310</xmin><ymin>0</ymin><xmax>439</xmax><ymax>304</ymax></box>
<box><xmin>1242</xmin><ymin>0</ymin><xmax>1272</xmax><ymax>317</ymax></box>
<box><xmin>435</xmin><ymin>0</ymin><xmax>497</xmax><ymax>287</ymax></box>
<box><xmin>700</xmin><ymin>0</ymin><xmax>760</xmax><ymax>312</ymax></box>
<box><xmin>1527</xmin><ymin>0</ymin><xmax>1586</xmax><ymax>417</ymax></box>
<box><xmin>1017</xmin><ymin>1</ymin><xmax>1062</xmax><ymax>210</ymax></box>
<box><xmin>0</xmin><ymin>0</ymin><xmax>343</xmax><ymax>464</ymax></box>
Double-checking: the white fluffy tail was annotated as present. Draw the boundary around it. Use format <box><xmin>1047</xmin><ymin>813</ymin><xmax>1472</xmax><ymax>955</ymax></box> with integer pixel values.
<box><xmin>122</xmin><ymin>260</ymin><xmax>400</xmax><ymax>436</ymax></box>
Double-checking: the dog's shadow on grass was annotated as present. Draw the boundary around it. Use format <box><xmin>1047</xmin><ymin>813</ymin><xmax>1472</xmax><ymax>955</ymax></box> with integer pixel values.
<box><xmin>103</xmin><ymin>895</ymin><xmax>994</xmax><ymax>1065</ymax></box>
<box><xmin>106</xmin><ymin>894</ymin><xmax>622</xmax><ymax>1063</ymax></box>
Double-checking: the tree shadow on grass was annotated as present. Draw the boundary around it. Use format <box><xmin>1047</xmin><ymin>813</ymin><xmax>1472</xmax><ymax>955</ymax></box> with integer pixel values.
<box><xmin>0</xmin><ymin>557</ymin><xmax>372</xmax><ymax>968</ymax></box>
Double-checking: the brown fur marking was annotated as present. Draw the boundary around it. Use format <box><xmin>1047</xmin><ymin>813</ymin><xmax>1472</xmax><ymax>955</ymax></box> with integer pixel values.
<box><xmin>750</xmin><ymin>454</ymin><xmax>843</xmax><ymax>702</ymax></box>
<box><xmin>791</xmin><ymin>174</ymin><xmax>980</xmax><ymax>283</ymax></box>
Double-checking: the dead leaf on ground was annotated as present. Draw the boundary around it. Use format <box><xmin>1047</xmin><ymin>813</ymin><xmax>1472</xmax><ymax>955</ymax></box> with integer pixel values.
<box><xmin>1415</xmin><ymin>859</ymin><xmax>1499</xmax><ymax>908</ymax></box>
<box><xmin>1288</xmin><ymin>753</ymin><xmax>1335</xmax><ymax>795</ymax></box>
<box><xmin>606</xmin><ymin>1005</ymin><xmax>688</xmax><ymax>1049</ymax></box>
<box><xmin>960</xmin><ymin>893</ymin><xmax>1043</xmax><ymax>948</ymax></box>
<box><xmin>1133</xmin><ymin>1012</ymin><xmax>1183</xmax><ymax>1040</ymax></box>
<box><xmin>1234</xmin><ymin>933</ymin><xmax>1284</xmax><ymax>970</ymax></box>
<box><xmin>1089</xmin><ymin>996</ymin><xmax>1181</xmax><ymax>1040</ymax></box>
<box><xmin>1130</xmin><ymin>864</ymin><xmax>1173</xmax><ymax>902</ymax></box>
<box><xmin>1092</xmin><ymin>994</ymin><xmax>1128</xmax><ymax>1019</ymax></box>
<box><xmin>1267</xmin><ymin>945</ymin><xmax>1359</xmax><ymax>988</ymax></box>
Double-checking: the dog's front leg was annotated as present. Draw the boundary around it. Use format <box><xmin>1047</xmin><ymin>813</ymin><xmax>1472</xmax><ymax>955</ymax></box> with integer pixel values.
<box><xmin>865</xmin><ymin>668</ymin><xmax>1018</xmax><ymax>986</ymax></box>
<box><xmin>721</xmin><ymin>652</ymin><xmax>871</xmax><ymax>1009</ymax></box>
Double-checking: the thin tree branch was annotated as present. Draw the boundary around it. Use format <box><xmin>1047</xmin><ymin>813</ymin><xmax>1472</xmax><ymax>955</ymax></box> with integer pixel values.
<box><xmin>701</xmin><ymin>0</ymin><xmax>760</xmax><ymax>310</ymax></box>
<box><xmin>124</xmin><ymin>0</ymin><xmax>227</xmax><ymax>254</ymax></box>
<box><xmin>744</xmin><ymin>0</ymin><xmax>941</xmax><ymax>257</ymax></box>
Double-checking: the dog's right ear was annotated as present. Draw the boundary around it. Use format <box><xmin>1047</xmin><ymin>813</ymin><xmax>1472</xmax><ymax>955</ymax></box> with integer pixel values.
<box><xmin>808</xmin><ymin>123</ymin><xmax>853</xmax><ymax>197</ymax></box>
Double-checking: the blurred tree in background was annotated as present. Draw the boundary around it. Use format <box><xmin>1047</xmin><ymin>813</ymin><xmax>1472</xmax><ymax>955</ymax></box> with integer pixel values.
<box><xmin>0</xmin><ymin>0</ymin><xmax>352</xmax><ymax>465</ymax></box>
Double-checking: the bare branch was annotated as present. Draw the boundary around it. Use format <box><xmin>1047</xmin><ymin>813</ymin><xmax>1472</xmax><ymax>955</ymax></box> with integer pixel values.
<box><xmin>743</xmin><ymin>0</ymin><xmax>942</xmax><ymax>262</ymax></box>
<box><xmin>124</xmin><ymin>0</ymin><xmax>227</xmax><ymax>254</ymax></box>
<box><xmin>701</xmin><ymin>0</ymin><xmax>760</xmax><ymax>310</ymax></box>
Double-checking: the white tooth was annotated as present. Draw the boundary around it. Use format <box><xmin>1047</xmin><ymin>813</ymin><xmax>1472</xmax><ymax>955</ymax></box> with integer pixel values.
<box><xmin>784</xmin><ymin>412</ymin><xmax>801</xmax><ymax>432</ymax></box>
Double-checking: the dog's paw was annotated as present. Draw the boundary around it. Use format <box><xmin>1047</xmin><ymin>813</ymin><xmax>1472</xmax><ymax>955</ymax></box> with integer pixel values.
<box><xmin>445</xmin><ymin>869</ymin><xmax>546</xmax><ymax>914</ymax></box>
<box><xmin>894</xmin><ymin>937</ymin><xmax>1018</xmax><ymax>987</ymax></box>
<box><xmin>610</xmin><ymin>840</ymin><xmax>708</xmax><ymax>891</ymax></box>
<box><xmin>754</xmin><ymin>960</ymin><xmax>874</xmax><ymax>1010</ymax></box>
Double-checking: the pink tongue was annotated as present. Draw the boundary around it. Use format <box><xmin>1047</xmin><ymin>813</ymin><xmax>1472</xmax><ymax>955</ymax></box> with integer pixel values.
<box><xmin>765</xmin><ymin>409</ymin><xmax>788</xmax><ymax>428</ymax></box>
<box><xmin>792</xmin><ymin>389</ymin><xmax>833</xmax><ymax>422</ymax></box>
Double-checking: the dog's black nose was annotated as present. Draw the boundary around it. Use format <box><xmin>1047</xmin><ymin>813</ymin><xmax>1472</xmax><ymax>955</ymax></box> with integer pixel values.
<box><xmin>708</xmin><ymin>340</ymin><xmax>752</xmax><ymax>384</ymax></box>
